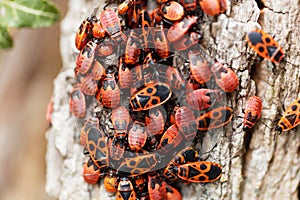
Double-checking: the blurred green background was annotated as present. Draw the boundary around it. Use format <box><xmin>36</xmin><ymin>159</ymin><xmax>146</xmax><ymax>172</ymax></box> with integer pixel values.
<box><xmin>0</xmin><ymin>1</ymin><xmax>67</xmax><ymax>199</ymax></box>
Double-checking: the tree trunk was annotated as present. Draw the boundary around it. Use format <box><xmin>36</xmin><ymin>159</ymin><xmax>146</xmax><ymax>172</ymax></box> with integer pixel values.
<box><xmin>45</xmin><ymin>0</ymin><xmax>300</xmax><ymax>199</ymax></box>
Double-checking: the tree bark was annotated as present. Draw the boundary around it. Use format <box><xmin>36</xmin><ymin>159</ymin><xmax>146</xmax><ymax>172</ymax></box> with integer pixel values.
<box><xmin>45</xmin><ymin>0</ymin><xmax>300</xmax><ymax>199</ymax></box>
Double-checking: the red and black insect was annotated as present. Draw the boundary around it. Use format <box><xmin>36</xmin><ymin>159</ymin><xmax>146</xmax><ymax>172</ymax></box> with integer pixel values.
<box><xmin>99</xmin><ymin>67</ymin><xmax>121</xmax><ymax>108</ymax></box>
<box><xmin>197</xmin><ymin>106</ymin><xmax>233</xmax><ymax>130</ymax></box>
<box><xmin>163</xmin><ymin>147</ymin><xmax>199</xmax><ymax>182</ymax></box>
<box><xmin>161</xmin><ymin>1</ymin><xmax>185</xmax><ymax>22</ymax></box>
<box><xmin>80</xmin><ymin>114</ymin><xmax>99</xmax><ymax>147</ymax></box>
<box><xmin>100</xmin><ymin>9</ymin><xmax>126</xmax><ymax>43</ymax></box>
<box><xmin>275</xmin><ymin>97</ymin><xmax>300</xmax><ymax>132</ymax></box>
<box><xmin>82</xmin><ymin>158</ymin><xmax>102</xmax><ymax>184</ymax></box>
<box><xmin>246</xmin><ymin>29</ymin><xmax>284</xmax><ymax>63</ymax></box>
<box><xmin>75</xmin><ymin>17</ymin><xmax>94</xmax><ymax>50</ymax></box>
<box><xmin>116</xmin><ymin>177</ymin><xmax>137</xmax><ymax>200</ymax></box>
<box><xmin>118</xmin><ymin>58</ymin><xmax>133</xmax><ymax>89</ymax></box>
<box><xmin>90</xmin><ymin>60</ymin><xmax>105</xmax><ymax>81</ymax></box>
<box><xmin>128</xmin><ymin>121</ymin><xmax>148</xmax><ymax>150</ymax></box>
<box><xmin>175</xmin><ymin>106</ymin><xmax>198</xmax><ymax>141</ymax></box>
<box><xmin>148</xmin><ymin>174</ymin><xmax>167</xmax><ymax>200</ymax></box>
<box><xmin>166</xmin><ymin>183</ymin><xmax>182</xmax><ymax>200</ymax></box>
<box><xmin>117</xmin><ymin>152</ymin><xmax>159</xmax><ymax>176</ymax></box>
<box><xmin>95</xmin><ymin>39</ymin><xmax>113</xmax><ymax>57</ymax></box>
<box><xmin>177</xmin><ymin>161</ymin><xmax>222</xmax><ymax>182</ymax></box>
<box><xmin>85</xmin><ymin>126</ymin><xmax>109</xmax><ymax>168</ymax></box>
<box><xmin>167</xmin><ymin>16</ymin><xmax>198</xmax><ymax>42</ymax></box>
<box><xmin>145</xmin><ymin>108</ymin><xmax>165</xmax><ymax>137</ymax></box>
<box><xmin>211</xmin><ymin>62</ymin><xmax>239</xmax><ymax>92</ymax></box>
<box><xmin>104</xmin><ymin>170</ymin><xmax>118</xmax><ymax>193</ymax></box>
<box><xmin>142</xmin><ymin>52</ymin><xmax>158</xmax><ymax>86</ymax></box>
<box><xmin>111</xmin><ymin>106</ymin><xmax>131</xmax><ymax>139</ymax></box>
<box><xmin>138</xmin><ymin>9</ymin><xmax>153</xmax><ymax>50</ymax></box>
<box><xmin>153</xmin><ymin>25</ymin><xmax>170</xmax><ymax>59</ymax></box>
<box><xmin>79</xmin><ymin>75</ymin><xmax>98</xmax><ymax>96</ymax></box>
<box><xmin>69</xmin><ymin>85</ymin><xmax>86</xmax><ymax>118</ymax></box>
<box><xmin>165</xmin><ymin>66</ymin><xmax>185</xmax><ymax>91</ymax></box>
<box><xmin>186</xmin><ymin>89</ymin><xmax>224</xmax><ymax>110</ymax></box>
<box><xmin>158</xmin><ymin>124</ymin><xmax>184</xmax><ymax>153</ymax></box>
<box><xmin>130</xmin><ymin>64</ymin><xmax>144</xmax><ymax>95</ymax></box>
<box><xmin>133</xmin><ymin>175</ymin><xmax>147</xmax><ymax>196</ymax></box>
<box><xmin>130</xmin><ymin>83</ymin><xmax>172</xmax><ymax>111</ymax></box>
<box><xmin>172</xmin><ymin>147</ymin><xmax>199</xmax><ymax>165</ymax></box>
<box><xmin>124</xmin><ymin>30</ymin><xmax>142</xmax><ymax>65</ymax></box>
<box><xmin>91</xmin><ymin>22</ymin><xmax>106</xmax><ymax>39</ymax></box>
<box><xmin>109</xmin><ymin>136</ymin><xmax>125</xmax><ymax>161</ymax></box>
<box><xmin>188</xmin><ymin>50</ymin><xmax>212</xmax><ymax>84</ymax></box>
<box><xmin>118</xmin><ymin>0</ymin><xmax>134</xmax><ymax>15</ymax></box>
<box><xmin>172</xmin><ymin>32</ymin><xmax>201</xmax><ymax>51</ymax></box>
<box><xmin>199</xmin><ymin>0</ymin><xmax>227</xmax><ymax>16</ymax></box>
<box><xmin>243</xmin><ymin>96</ymin><xmax>263</xmax><ymax>131</ymax></box>
<box><xmin>76</xmin><ymin>41</ymin><xmax>97</xmax><ymax>75</ymax></box>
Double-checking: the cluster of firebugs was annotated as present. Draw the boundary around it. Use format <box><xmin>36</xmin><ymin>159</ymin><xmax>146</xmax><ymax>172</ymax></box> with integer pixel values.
<box><xmin>68</xmin><ymin>0</ymin><xmax>300</xmax><ymax>199</ymax></box>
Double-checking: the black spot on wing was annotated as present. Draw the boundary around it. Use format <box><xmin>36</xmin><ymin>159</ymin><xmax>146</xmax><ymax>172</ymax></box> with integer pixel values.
<box><xmin>248</xmin><ymin>31</ymin><xmax>263</xmax><ymax>45</ymax></box>
<box><xmin>205</xmin><ymin>164</ymin><xmax>222</xmax><ymax>180</ymax></box>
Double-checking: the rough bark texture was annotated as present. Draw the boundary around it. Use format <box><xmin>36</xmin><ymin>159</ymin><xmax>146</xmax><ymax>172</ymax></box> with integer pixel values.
<box><xmin>45</xmin><ymin>0</ymin><xmax>300</xmax><ymax>199</ymax></box>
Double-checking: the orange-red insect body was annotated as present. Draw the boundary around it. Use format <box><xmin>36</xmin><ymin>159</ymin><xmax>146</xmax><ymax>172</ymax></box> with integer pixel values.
<box><xmin>153</xmin><ymin>25</ymin><xmax>170</xmax><ymax>59</ymax></box>
<box><xmin>118</xmin><ymin>0</ymin><xmax>134</xmax><ymax>15</ymax></box>
<box><xmin>188</xmin><ymin>50</ymin><xmax>212</xmax><ymax>84</ymax></box>
<box><xmin>197</xmin><ymin>106</ymin><xmax>233</xmax><ymax>130</ymax></box>
<box><xmin>146</xmin><ymin>108</ymin><xmax>165</xmax><ymax>137</ymax></box>
<box><xmin>275</xmin><ymin>97</ymin><xmax>300</xmax><ymax>132</ymax></box>
<box><xmin>100</xmin><ymin>9</ymin><xmax>126</xmax><ymax>43</ymax></box>
<box><xmin>118</xmin><ymin>60</ymin><xmax>133</xmax><ymax>89</ymax></box>
<box><xmin>91</xmin><ymin>22</ymin><xmax>106</xmax><ymax>39</ymax></box>
<box><xmin>186</xmin><ymin>89</ymin><xmax>224</xmax><ymax>110</ymax></box>
<box><xmin>91</xmin><ymin>60</ymin><xmax>105</xmax><ymax>80</ymax></box>
<box><xmin>104</xmin><ymin>173</ymin><xmax>118</xmax><ymax>193</ymax></box>
<box><xmin>161</xmin><ymin>1</ymin><xmax>185</xmax><ymax>22</ymax></box>
<box><xmin>125</xmin><ymin>30</ymin><xmax>142</xmax><ymax>65</ymax></box>
<box><xmin>128</xmin><ymin>121</ymin><xmax>148</xmax><ymax>150</ymax></box>
<box><xmin>148</xmin><ymin>174</ymin><xmax>167</xmax><ymax>200</ymax></box>
<box><xmin>211</xmin><ymin>62</ymin><xmax>239</xmax><ymax>92</ymax></box>
<box><xmin>177</xmin><ymin>161</ymin><xmax>222</xmax><ymax>182</ymax></box>
<box><xmin>80</xmin><ymin>75</ymin><xmax>98</xmax><ymax>96</ymax></box>
<box><xmin>76</xmin><ymin>41</ymin><xmax>97</xmax><ymax>75</ymax></box>
<box><xmin>83</xmin><ymin>158</ymin><xmax>102</xmax><ymax>184</ymax></box>
<box><xmin>175</xmin><ymin>106</ymin><xmax>198</xmax><ymax>141</ymax></box>
<box><xmin>117</xmin><ymin>153</ymin><xmax>159</xmax><ymax>176</ymax></box>
<box><xmin>243</xmin><ymin>96</ymin><xmax>263</xmax><ymax>131</ymax></box>
<box><xmin>166</xmin><ymin>183</ymin><xmax>182</xmax><ymax>200</ymax></box>
<box><xmin>116</xmin><ymin>177</ymin><xmax>137</xmax><ymax>200</ymax></box>
<box><xmin>130</xmin><ymin>83</ymin><xmax>172</xmax><ymax>111</ymax></box>
<box><xmin>138</xmin><ymin>10</ymin><xmax>153</xmax><ymax>50</ymax></box>
<box><xmin>199</xmin><ymin>0</ymin><xmax>227</xmax><ymax>16</ymax></box>
<box><xmin>246</xmin><ymin>29</ymin><xmax>284</xmax><ymax>63</ymax></box>
<box><xmin>172</xmin><ymin>32</ymin><xmax>201</xmax><ymax>51</ymax></box>
<box><xmin>75</xmin><ymin>17</ymin><xmax>94</xmax><ymax>50</ymax></box>
<box><xmin>111</xmin><ymin>106</ymin><xmax>131</xmax><ymax>139</ymax></box>
<box><xmin>158</xmin><ymin>124</ymin><xmax>184</xmax><ymax>153</ymax></box>
<box><xmin>96</xmin><ymin>40</ymin><xmax>113</xmax><ymax>57</ymax></box>
<box><xmin>109</xmin><ymin>137</ymin><xmax>125</xmax><ymax>161</ymax></box>
<box><xmin>165</xmin><ymin>66</ymin><xmax>185</xmax><ymax>90</ymax></box>
<box><xmin>86</xmin><ymin>127</ymin><xmax>109</xmax><ymax>168</ymax></box>
<box><xmin>167</xmin><ymin>16</ymin><xmax>198</xmax><ymax>42</ymax></box>
<box><xmin>69</xmin><ymin>85</ymin><xmax>86</xmax><ymax>118</ymax></box>
<box><xmin>99</xmin><ymin>69</ymin><xmax>121</xmax><ymax>108</ymax></box>
<box><xmin>80</xmin><ymin>115</ymin><xmax>99</xmax><ymax>147</ymax></box>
